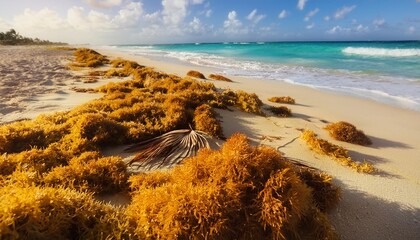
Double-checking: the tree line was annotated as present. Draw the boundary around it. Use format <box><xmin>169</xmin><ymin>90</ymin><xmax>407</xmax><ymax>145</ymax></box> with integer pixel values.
<box><xmin>0</xmin><ymin>29</ymin><xmax>67</xmax><ymax>45</ymax></box>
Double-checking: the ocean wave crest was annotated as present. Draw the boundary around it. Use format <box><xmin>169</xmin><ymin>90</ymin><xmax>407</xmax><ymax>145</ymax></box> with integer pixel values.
<box><xmin>342</xmin><ymin>47</ymin><xmax>420</xmax><ymax>57</ymax></box>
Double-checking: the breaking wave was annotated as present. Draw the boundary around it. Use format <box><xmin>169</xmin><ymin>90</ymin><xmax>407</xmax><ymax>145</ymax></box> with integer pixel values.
<box><xmin>342</xmin><ymin>47</ymin><xmax>420</xmax><ymax>57</ymax></box>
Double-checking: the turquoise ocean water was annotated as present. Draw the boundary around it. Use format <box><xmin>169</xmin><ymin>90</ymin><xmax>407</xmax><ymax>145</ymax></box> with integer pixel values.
<box><xmin>107</xmin><ymin>41</ymin><xmax>420</xmax><ymax>111</ymax></box>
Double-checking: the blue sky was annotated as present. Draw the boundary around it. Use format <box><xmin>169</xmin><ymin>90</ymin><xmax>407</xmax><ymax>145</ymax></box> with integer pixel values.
<box><xmin>0</xmin><ymin>0</ymin><xmax>419</xmax><ymax>44</ymax></box>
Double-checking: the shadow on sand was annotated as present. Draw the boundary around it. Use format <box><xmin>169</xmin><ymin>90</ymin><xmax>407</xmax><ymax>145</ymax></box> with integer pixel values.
<box><xmin>329</xmin><ymin>180</ymin><xmax>420</xmax><ymax>240</ymax></box>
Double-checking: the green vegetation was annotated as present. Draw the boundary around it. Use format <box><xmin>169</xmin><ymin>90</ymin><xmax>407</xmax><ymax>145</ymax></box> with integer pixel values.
<box><xmin>0</xmin><ymin>29</ymin><xmax>66</xmax><ymax>45</ymax></box>
<box><xmin>268</xmin><ymin>96</ymin><xmax>296</xmax><ymax>104</ymax></box>
<box><xmin>301</xmin><ymin>130</ymin><xmax>375</xmax><ymax>173</ymax></box>
<box><xmin>325</xmin><ymin>121</ymin><xmax>372</xmax><ymax>146</ymax></box>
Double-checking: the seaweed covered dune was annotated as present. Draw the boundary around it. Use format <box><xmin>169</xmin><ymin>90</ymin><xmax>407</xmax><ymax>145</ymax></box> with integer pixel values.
<box><xmin>0</xmin><ymin>47</ymin><xmax>341</xmax><ymax>239</ymax></box>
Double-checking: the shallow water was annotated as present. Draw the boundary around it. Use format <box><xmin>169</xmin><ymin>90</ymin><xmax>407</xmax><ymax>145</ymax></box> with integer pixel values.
<box><xmin>108</xmin><ymin>41</ymin><xmax>420</xmax><ymax>111</ymax></box>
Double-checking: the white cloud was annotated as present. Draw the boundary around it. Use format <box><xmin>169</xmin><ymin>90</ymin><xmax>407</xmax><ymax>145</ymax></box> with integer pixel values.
<box><xmin>161</xmin><ymin>0</ymin><xmax>189</xmax><ymax>26</ymax></box>
<box><xmin>205</xmin><ymin>9</ymin><xmax>212</xmax><ymax>17</ymax></box>
<box><xmin>326</xmin><ymin>25</ymin><xmax>350</xmax><ymax>34</ymax></box>
<box><xmin>304</xmin><ymin>8</ymin><xmax>319</xmax><ymax>21</ymax></box>
<box><xmin>247</xmin><ymin>9</ymin><xmax>266</xmax><ymax>24</ymax></box>
<box><xmin>327</xmin><ymin>24</ymin><xmax>369</xmax><ymax>34</ymax></box>
<box><xmin>85</xmin><ymin>0</ymin><xmax>123</xmax><ymax>9</ymax></box>
<box><xmin>224</xmin><ymin>11</ymin><xmax>245</xmax><ymax>34</ymax></box>
<box><xmin>297</xmin><ymin>0</ymin><xmax>308</xmax><ymax>11</ymax></box>
<box><xmin>112</xmin><ymin>2</ymin><xmax>143</xmax><ymax>27</ymax></box>
<box><xmin>324</xmin><ymin>16</ymin><xmax>330</xmax><ymax>21</ymax></box>
<box><xmin>144</xmin><ymin>11</ymin><xmax>160</xmax><ymax>23</ymax></box>
<box><xmin>191</xmin><ymin>0</ymin><xmax>205</xmax><ymax>4</ymax></box>
<box><xmin>407</xmin><ymin>26</ymin><xmax>416</xmax><ymax>34</ymax></box>
<box><xmin>306</xmin><ymin>23</ymin><xmax>315</xmax><ymax>29</ymax></box>
<box><xmin>278</xmin><ymin>10</ymin><xmax>288</xmax><ymax>19</ymax></box>
<box><xmin>355</xmin><ymin>24</ymin><xmax>369</xmax><ymax>32</ymax></box>
<box><xmin>373</xmin><ymin>18</ymin><xmax>386</xmax><ymax>29</ymax></box>
<box><xmin>188</xmin><ymin>17</ymin><xmax>204</xmax><ymax>33</ymax></box>
<box><xmin>14</xmin><ymin>8</ymin><xmax>67</xmax><ymax>31</ymax></box>
<box><xmin>334</xmin><ymin>5</ymin><xmax>356</xmax><ymax>19</ymax></box>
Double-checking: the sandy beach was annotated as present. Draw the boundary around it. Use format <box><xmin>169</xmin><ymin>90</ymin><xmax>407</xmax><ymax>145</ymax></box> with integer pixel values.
<box><xmin>98</xmin><ymin>47</ymin><xmax>420</xmax><ymax>239</ymax></box>
<box><xmin>1</xmin><ymin>46</ymin><xmax>419</xmax><ymax>239</ymax></box>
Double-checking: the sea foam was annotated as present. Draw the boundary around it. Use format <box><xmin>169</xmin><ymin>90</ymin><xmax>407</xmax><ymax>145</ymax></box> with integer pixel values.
<box><xmin>342</xmin><ymin>47</ymin><xmax>420</xmax><ymax>57</ymax></box>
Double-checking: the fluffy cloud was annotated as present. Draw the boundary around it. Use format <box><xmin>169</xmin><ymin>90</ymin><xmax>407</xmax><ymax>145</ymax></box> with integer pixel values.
<box><xmin>326</xmin><ymin>25</ymin><xmax>350</xmax><ymax>34</ymax></box>
<box><xmin>14</xmin><ymin>8</ymin><xmax>67</xmax><ymax>30</ymax></box>
<box><xmin>247</xmin><ymin>9</ymin><xmax>266</xmax><ymax>24</ymax></box>
<box><xmin>85</xmin><ymin>0</ymin><xmax>123</xmax><ymax>8</ymax></box>
<box><xmin>334</xmin><ymin>5</ymin><xmax>356</xmax><ymax>19</ymax></box>
<box><xmin>188</xmin><ymin>17</ymin><xmax>204</xmax><ymax>34</ymax></box>
<box><xmin>304</xmin><ymin>8</ymin><xmax>319</xmax><ymax>21</ymax></box>
<box><xmin>327</xmin><ymin>24</ymin><xmax>370</xmax><ymax>34</ymax></box>
<box><xmin>297</xmin><ymin>0</ymin><xmax>308</xmax><ymax>11</ymax></box>
<box><xmin>306</xmin><ymin>23</ymin><xmax>315</xmax><ymax>29</ymax></box>
<box><xmin>355</xmin><ymin>24</ymin><xmax>369</xmax><ymax>33</ymax></box>
<box><xmin>161</xmin><ymin>0</ymin><xmax>189</xmax><ymax>26</ymax></box>
<box><xmin>324</xmin><ymin>16</ymin><xmax>330</xmax><ymax>21</ymax></box>
<box><xmin>373</xmin><ymin>18</ymin><xmax>386</xmax><ymax>29</ymax></box>
<box><xmin>278</xmin><ymin>10</ymin><xmax>288</xmax><ymax>19</ymax></box>
<box><xmin>112</xmin><ymin>2</ymin><xmax>143</xmax><ymax>27</ymax></box>
<box><xmin>224</xmin><ymin>11</ymin><xmax>245</xmax><ymax>34</ymax></box>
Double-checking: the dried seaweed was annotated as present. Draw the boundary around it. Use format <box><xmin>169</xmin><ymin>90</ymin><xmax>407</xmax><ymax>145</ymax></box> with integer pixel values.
<box><xmin>301</xmin><ymin>130</ymin><xmax>375</xmax><ymax>173</ymax></box>
<box><xmin>325</xmin><ymin>121</ymin><xmax>372</xmax><ymax>146</ymax></box>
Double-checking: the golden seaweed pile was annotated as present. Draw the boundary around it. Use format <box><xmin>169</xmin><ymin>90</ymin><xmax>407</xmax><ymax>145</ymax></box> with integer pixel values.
<box><xmin>0</xmin><ymin>48</ymin><xmax>341</xmax><ymax>239</ymax></box>
<box><xmin>127</xmin><ymin>134</ymin><xmax>340</xmax><ymax>239</ymax></box>
<box><xmin>208</xmin><ymin>74</ymin><xmax>233</xmax><ymax>82</ymax></box>
<box><xmin>186</xmin><ymin>70</ymin><xmax>206</xmax><ymax>79</ymax></box>
<box><xmin>301</xmin><ymin>130</ymin><xmax>375</xmax><ymax>173</ymax></box>
<box><xmin>325</xmin><ymin>121</ymin><xmax>372</xmax><ymax>146</ymax></box>
<box><xmin>268</xmin><ymin>96</ymin><xmax>296</xmax><ymax>104</ymax></box>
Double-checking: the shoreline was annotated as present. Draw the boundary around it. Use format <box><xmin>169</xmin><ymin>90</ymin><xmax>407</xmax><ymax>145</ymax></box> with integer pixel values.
<box><xmin>96</xmin><ymin>46</ymin><xmax>420</xmax><ymax>239</ymax></box>
<box><xmin>0</xmin><ymin>45</ymin><xmax>419</xmax><ymax>239</ymax></box>
<box><xmin>98</xmin><ymin>44</ymin><xmax>420</xmax><ymax>112</ymax></box>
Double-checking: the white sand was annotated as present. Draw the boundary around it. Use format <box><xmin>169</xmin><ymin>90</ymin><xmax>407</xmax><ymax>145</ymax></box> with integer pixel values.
<box><xmin>1</xmin><ymin>46</ymin><xmax>419</xmax><ymax>239</ymax></box>
<box><xmin>97</xmin><ymin>48</ymin><xmax>420</xmax><ymax>240</ymax></box>
<box><xmin>0</xmin><ymin>46</ymin><xmax>123</xmax><ymax>124</ymax></box>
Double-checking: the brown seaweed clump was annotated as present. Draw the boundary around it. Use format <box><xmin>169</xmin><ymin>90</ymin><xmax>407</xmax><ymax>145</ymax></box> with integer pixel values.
<box><xmin>127</xmin><ymin>133</ymin><xmax>340</xmax><ymax>239</ymax></box>
<box><xmin>325</xmin><ymin>121</ymin><xmax>372</xmax><ymax>146</ymax></box>
<box><xmin>269</xmin><ymin>106</ymin><xmax>292</xmax><ymax>117</ymax></box>
<box><xmin>73</xmin><ymin>48</ymin><xmax>109</xmax><ymax>67</ymax></box>
<box><xmin>187</xmin><ymin>70</ymin><xmax>206</xmax><ymax>79</ymax></box>
<box><xmin>234</xmin><ymin>90</ymin><xmax>264</xmax><ymax>115</ymax></box>
<box><xmin>0</xmin><ymin>185</ymin><xmax>137</xmax><ymax>239</ymax></box>
<box><xmin>193</xmin><ymin>104</ymin><xmax>224</xmax><ymax>138</ymax></box>
<box><xmin>43</xmin><ymin>152</ymin><xmax>129</xmax><ymax>194</ymax></box>
<box><xmin>268</xmin><ymin>96</ymin><xmax>296</xmax><ymax>104</ymax></box>
<box><xmin>208</xmin><ymin>74</ymin><xmax>233</xmax><ymax>82</ymax></box>
<box><xmin>301</xmin><ymin>130</ymin><xmax>375</xmax><ymax>173</ymax></box>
